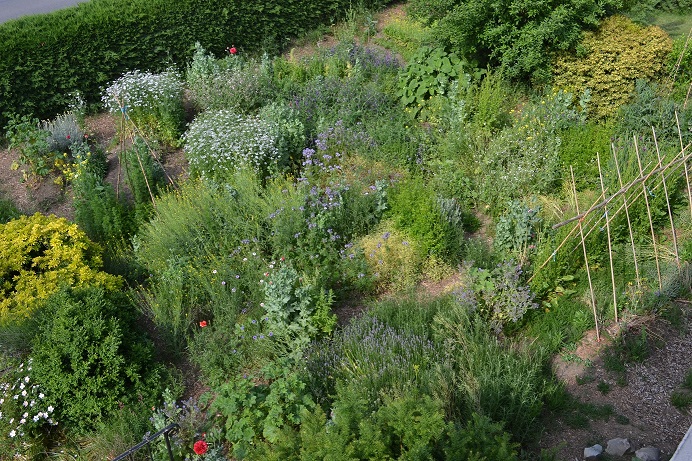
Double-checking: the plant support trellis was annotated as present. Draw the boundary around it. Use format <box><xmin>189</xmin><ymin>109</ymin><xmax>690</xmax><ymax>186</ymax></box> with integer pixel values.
<box><xmin>530</xmin><ymin>122</ymin><xmax>692</xmax><ymax>340</ymax></box>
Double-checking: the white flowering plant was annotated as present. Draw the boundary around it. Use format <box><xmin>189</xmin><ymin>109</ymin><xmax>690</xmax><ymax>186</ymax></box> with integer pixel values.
<box><xmin>183</xmin><ymin>109</ymin><xmax>283</xmax><ymax>181</ymax></box>
<box><xmin>0</xmin><ymin>359</ymin><xmax>57</xmax><ymax>458</ymax></box>
<box><xmin>102</xmin><ymin>69</ymin><xmax>185</xmax><ymax>147</ymax></box>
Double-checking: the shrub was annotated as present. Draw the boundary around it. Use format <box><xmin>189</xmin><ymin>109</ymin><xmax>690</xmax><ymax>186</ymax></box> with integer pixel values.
<box><xmin>102</xmin><ymin>69</ymin><xmax>185</xmax><ymax>146</ymax></box>
<box><xmin>0</xmin><ymin>195</ymin><xmax>20</xmax><ymax>224</ymax></box>
<box><xmin>408</xmin><ymin>0</ymin><xmax>621</xmax><ymax>82</ymax></box>
<box><xmin>0</xmin><ymin>213</ymin><xmax>122</xmax><ymax>324</ymax></box>
<box><xmin>554</xmin><ymin>15</ymin><xmax>672</xmax><ymax>119</ymax></box>
<box><xmin>183</xmin><ymin>109</ymin><xmax>283</xmax><ymax>181</ymax></box>
<box><xmin>455</xmin><ymin>261</ymin><xmax>538</xmax><ymax>334</ymax></box>
<box><xmin>358</xmin><ymin>224</ymin><xmax>424</xmax><ymax>292</ymax></box>
<box><xmin>444</xmin><ymin>413</ymin><xmax>520</xmax><ymax>460</ymax></box>
<box><xmin>387</xmin><ymin>176</ymin><xmax>464</xmax><ymax>260</ymax></box>
<box><xmin>30</xmin><ymin>287</ymin><xmax>163</xmax><ymax>433</ymax></box>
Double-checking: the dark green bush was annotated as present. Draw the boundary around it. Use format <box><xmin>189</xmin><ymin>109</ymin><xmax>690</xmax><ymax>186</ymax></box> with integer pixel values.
<box><xmin>30</xmin><ymin>286</ymin><xmax>163</xmax><ymax>433</ymax></box>
<box><xmin>407</xmin><ymin>0</ymin><xmax>622</xmax><ymax>82</ymax></box>
<box><xmin>0</xmin><ymin>0</ymin><xmax>395</xmax><ymax>131</ymax></box>
<box><xmin>387</xmin><ymin>176</ymin><xmax>464</xmax><ymax>260</ymax></box>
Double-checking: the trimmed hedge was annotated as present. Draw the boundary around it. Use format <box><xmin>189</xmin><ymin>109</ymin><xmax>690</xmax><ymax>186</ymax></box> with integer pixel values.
<box><xmin>0</xmin><ymin>0</ymin><xmax>391</xmax><ymax>130</ymax></box>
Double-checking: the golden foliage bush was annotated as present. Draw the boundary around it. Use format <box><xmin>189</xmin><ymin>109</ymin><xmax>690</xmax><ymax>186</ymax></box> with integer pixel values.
<box><xmin>0</xmin><ymin>213</ymin><xmax>122</xmax><ymax>324</ymax></box>
<box><xmin>554</xmin><ymin>15</ymin><xmax>672</xmax><ymax>119</ymax></box>
<box><xmin>358</xmin><ymin>223</ymin><xmax>424</xmax><ymax>292</ymax></box>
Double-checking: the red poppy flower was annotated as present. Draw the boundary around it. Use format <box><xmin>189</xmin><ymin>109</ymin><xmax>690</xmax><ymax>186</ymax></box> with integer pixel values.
<box><xmin>229</xmin><ymin>46</ymin><xmax>237</xmax><ymax>55</ymax></box>
<box><xmin>199</xmin><ymin>320</ymin><xmax>208</xmax><ymax>328</ymax></box>
<box><xmin>193</xmin><ymin>440</ymin><xmax>209</xmax><ymax>455</ymax></box>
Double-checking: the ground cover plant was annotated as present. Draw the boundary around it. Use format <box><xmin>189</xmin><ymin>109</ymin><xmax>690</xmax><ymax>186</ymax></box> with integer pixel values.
<box><xmin>2</xmin><ymin>1</ymin><xmax>692</xmax><ymax>459</ymax></box>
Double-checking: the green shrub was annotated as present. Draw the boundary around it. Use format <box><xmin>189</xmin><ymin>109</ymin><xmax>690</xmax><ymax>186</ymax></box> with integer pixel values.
<box><xmin>0</xmin><ymin>213</ymin><xmax>122</xmax><ymax>324</ymax></box>
<box><xmin>387</xmin><ymin>176</ymin><xmax>463</xmax><ymax>260</ymax></box>
<box><xmin>30</xmin><ymin>287</ymin><xmax>163</xmax><ymax>433</ymax></box>
<box><xmin>408</xmin><ymin>0</ymin><xmax>621</xmax><ymax>82</ymax></box>
<box><xmin>455</xmin><ymin>260</ymin><xmax>539</xmax><ymax>334</ymax></box>
<box><xmin>558</xmin><ymin>120</ymin><xmax>614</xmax><ymax>190</ymax></box>
<box><xmin>554</xmin><ymin>15</ymin><xmax>672</xmax><ymax>119</ymax></box>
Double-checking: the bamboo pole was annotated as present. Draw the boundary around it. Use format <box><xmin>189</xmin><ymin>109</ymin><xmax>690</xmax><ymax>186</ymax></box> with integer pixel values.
<box><xmin>675</xmin><ymin>111</ymin><xmax>692</xmax><ymax>223</ymax></box>
<box><xmin>613</xmin><ymin>143</ymin><xmax>641</xmax><ymax>290</ymax></box>
<box><xmin>572</xmin><ymin>166</ymin><xmax>600</xmax><ymax>341</ymax></box>
<box><xmin>634</xmin><ymin>137</ymin><xmax>663</xmax><ymax>291</ymax></box>
<box><xmin>652</xmin><ymin>127</ymin><xmax>680</xmax><ymax>268</ymax></box>
<box><xmin>553</xmin><ymin>142</ymin><xmax>692</xmax><ymax>230</ymax></box>
<box><xmin>597</xmin><ymin>152</ymin><xmax>618</xmax><ymax>323</ymax></box>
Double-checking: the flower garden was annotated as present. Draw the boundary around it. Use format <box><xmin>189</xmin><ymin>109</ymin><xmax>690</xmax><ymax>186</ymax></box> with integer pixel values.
<box><xmin>1</xmin><ymin>0</ymin><xmax>692</xmax><ymax>459</ymax></box>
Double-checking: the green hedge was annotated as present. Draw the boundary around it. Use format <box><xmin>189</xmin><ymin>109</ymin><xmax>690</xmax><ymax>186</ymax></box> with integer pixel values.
<box><xmin>0</xmin><ymin>0</ymin><xmax>391</xmax><ymax>130</ymax></box>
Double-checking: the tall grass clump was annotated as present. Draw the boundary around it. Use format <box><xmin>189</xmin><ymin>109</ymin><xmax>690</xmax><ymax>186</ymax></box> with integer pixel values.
<box><xmin>186</xmin><ymin>43</ymin><xmax>275</xmax><ymax>114</ymax></box>
<box><xmin>433</xmin><ymin>304</ymin><xmax>549</xmax><ymax>442</ymax></box>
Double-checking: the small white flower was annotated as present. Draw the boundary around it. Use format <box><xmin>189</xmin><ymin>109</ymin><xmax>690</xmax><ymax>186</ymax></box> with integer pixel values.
<box><xmin>20</xmin><ymin>418</ymin><xmax>26</xmax><ymax>424</ymax></box>
<box><xmin>9</xmin><ymin>430</ymin><xmax>16</xmax><ymax>437</ymax></box>
<box><xmin>48</xmin><ymin>406</ymin><xmax>54</xmax><ymax>413</ymax></box>
<box><xmin>38</xmin><ymin>393</ymin><xmax>44</xmax><ymax>399</ymax></box>
<box><xmin>21</xmin><ymin>390</ymin><xmax>27</xmax><ymax>397</ymax></box>
<box><xmin>33</xmin><ymin>415</ymin><xmax>39</xmax><ymax>422</ymax></box>
<box><xmin>24</xmin><ymin>376</ymin><xmax>29</xmax><ymax>383</ymax></box>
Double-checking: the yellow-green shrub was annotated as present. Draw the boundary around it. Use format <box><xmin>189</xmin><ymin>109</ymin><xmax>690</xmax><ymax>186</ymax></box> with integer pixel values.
<box><xmin>0</xmin><ymin>213</ymin><xmax>122</xmax><ymax>323</ymax></box>
<box><xmin>358</xmin><ymin>223</ymin><xmax>424</xmax><ymax>292</ymax></box>
<box><xmin>554</xmin><ymin>15</ymin><xmax>672</xmax><ymax>119</ymax></box>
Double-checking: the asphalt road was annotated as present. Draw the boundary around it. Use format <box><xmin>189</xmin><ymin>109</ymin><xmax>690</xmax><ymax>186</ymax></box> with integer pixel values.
<box><xmin>0</xmin><ymin>0</ymin><xmax>90</xmax><ymax>24</ymax></box>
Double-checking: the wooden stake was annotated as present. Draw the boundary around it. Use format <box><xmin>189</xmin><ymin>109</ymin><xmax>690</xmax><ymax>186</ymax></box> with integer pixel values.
<box><xmin>675</xmin><ymin>111</ymin><xmax>692</xmax><ymax>223</ymax></box>
<box><xmin>634</xmin><ymin>136</ymin><xmax>663</xmax><ymax>291</ymax></box>
<box><xmin>613</xmin><ymin>143</ymin><xmax>641</xmax><ymax>291</ymax></box>
<box><xmin>572</xmin><ymin>166</ymin><xmax>600</xmax><ymax>341</ymax></box>
<box><xmin>597</xmin><ymin>152</ymin><xmax>618</xmax><ymax>323</ymax></box>
<box><xmin>652</xmin><ymin>127</ymin><xmax>680</xmax><ymax>268</ymax></box>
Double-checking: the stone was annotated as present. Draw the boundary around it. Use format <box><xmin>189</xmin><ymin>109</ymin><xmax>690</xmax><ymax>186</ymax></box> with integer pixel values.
<box><xmin>584</xmin><ymin>444</ymin><xmax>603</xmax><ymax>460</ymax></box>
<box><xmin>635</xmin><ymin>446</ymin><xmax>661</xmax><ymax>461</ymax></box>
<box><xmin>606</xmin><ymin>438</ymin><xmax>631</xmax><ymax>456</ymax></box>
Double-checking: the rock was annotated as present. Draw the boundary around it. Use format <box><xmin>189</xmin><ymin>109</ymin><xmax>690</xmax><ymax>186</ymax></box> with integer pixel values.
<box><xmin>584</xmin><ymin>444</ymin><xmax>603</xmax><ymax>460</ymax></box>
<box><xmin>606</xmin><ymin>438</ymin><xmax>631</xmax><ymax>456</ymax></box>
<box><xmin>635</xmin><ymin>446</ymin><xmax>661</xmax><ymax>461</ymax></box>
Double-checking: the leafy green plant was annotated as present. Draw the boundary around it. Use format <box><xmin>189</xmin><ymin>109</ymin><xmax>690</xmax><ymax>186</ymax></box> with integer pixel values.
<box><xmin>4</xmin><ymin>114</ymin><xmax>52</xmax><ymax>181</ymax></box>
<box><xmin>455</xmin><ymin>260</ymin><xmax>538</xmax><ymax>334</ymax></box>
<box><xmin>209</xmin><ymin>358</ymin><xmax>315</xmax><ymax>460</ymax></box>
<box><xmin>444</xmin><ymin>413</ymin><xmax>520</xmax><ymax>461</ymax></box>
<box><xmin>398</xmin><ymin>46</ymin><xmax>466</xmax><ymax>117</ymax></box>
<box><xmin>494</xmin><ymin>200</ymin><xmax>542</xmax><ymax>260</ymax></box>
<box><xmin>30</xmin><ymin>287</ymin><xmax>164</xmax><ymax>433</ymax></box>
<box><xmin>0</xmin><ymin>194</ymin><xmax>20</xmax><ymax>224</ymax></box>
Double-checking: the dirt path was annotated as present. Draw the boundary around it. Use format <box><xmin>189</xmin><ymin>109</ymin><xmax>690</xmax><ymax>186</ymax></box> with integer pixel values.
<box><xmin>541</xmin><ymin>308</ymin><xmax>692</xmax><ymax>460</ymax></box>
